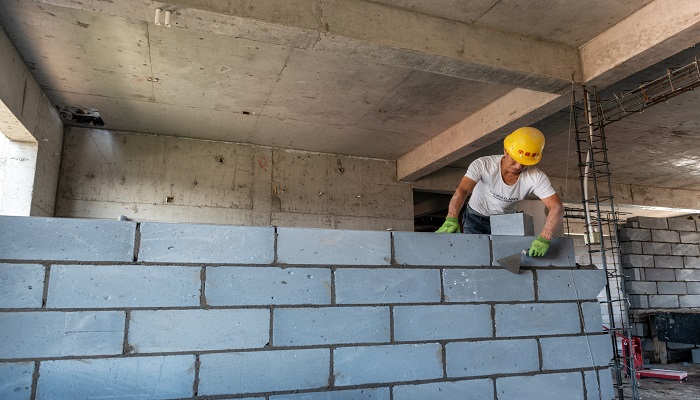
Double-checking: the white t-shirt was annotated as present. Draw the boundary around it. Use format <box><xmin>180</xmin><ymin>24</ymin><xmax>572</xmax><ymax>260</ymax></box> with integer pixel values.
<box><xmin>465</xmin><ymin>155</ymin><xmax>556</xmax><ymax>216</ymax></box>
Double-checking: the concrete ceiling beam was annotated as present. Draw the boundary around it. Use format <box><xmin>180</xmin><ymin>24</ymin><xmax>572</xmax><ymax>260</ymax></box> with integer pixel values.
<box><xmin>396</xmin><ymin>88</ymin><xmax>565</xmax><ymax>182</ymax></box>
<box><xmin>36</xmin><ymin>0</ymin><xmax>580</xmax><ymax>91</ymax></box>
<box><xmin>580</xmin><ymin>0</ymin><xmax>700</xmax><ymax>87</ymax></box>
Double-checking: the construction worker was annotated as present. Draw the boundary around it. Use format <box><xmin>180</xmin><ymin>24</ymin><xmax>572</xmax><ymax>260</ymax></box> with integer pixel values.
<box><xmin>435</xmin><ymin>127</ymin><xmax>564</xmax><ymax>257</ymax></box>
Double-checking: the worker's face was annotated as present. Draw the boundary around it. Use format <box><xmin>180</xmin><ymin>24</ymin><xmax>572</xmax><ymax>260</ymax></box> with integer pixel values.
<box><xmin>502</xmin><ymin>149</ymin><xmax>525</xmax><ymax>174</ymax></box>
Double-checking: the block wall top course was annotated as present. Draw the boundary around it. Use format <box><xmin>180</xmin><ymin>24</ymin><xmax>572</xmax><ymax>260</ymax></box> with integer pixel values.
<box><xmin>635</xmin><ymin>216</ymin><xmax>669</xmax><ymax>230</ymax></box>
<box><xmin>668</xmin><ymin>218</ymin><xmax>697</xmax><ymax>231</ymax></box>
<box><xmin>0</xmin><ymin>216</ymin><xmax>135</xmax><ymax>262</ymax></box>
<box><xmin>277</xmin><ymin>228</ymin><xmax>391</xmax><ymax>265</ymax></box>
<box><xmin>139</xmin><ymin>222</ymin><xmax>275</xmax><ymax>264</ymax></box>
<box><xmin>491</xmin><ymin>236</ymin><xmax>576</xmax><ymax>267</ymax></box>
<box><xmin>393</xmin><ymin>232</ymin><xmax>490</xmax><ymax>266</ymax></box>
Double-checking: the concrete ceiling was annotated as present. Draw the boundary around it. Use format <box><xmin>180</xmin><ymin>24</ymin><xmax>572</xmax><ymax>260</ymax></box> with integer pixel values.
<box><xmin>1</xmin><ymin>0</ymin><xmax>700</xmax><ymax>216</ymax></box>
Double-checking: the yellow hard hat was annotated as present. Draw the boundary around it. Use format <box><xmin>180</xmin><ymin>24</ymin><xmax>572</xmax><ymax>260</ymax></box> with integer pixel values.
<box><xmin>504</xmin><ymin>127</ymin><xmax>545</xmax><ymax>165</ymax></box>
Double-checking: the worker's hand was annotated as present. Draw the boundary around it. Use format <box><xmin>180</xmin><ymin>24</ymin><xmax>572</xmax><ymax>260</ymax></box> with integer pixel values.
<box><xmin>528</xmin><ymin>235</ymin><xmax>550</xmax><ymax>257</ymax></box>
<box><xmin>435</xmin><ymin>217</ymin><xmax>460</xmax><ymax>233</ymax></box>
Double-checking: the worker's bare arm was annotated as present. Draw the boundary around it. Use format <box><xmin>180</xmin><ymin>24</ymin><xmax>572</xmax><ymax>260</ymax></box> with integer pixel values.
<box><xmin>447</xmin><ymin>177</ymin><xmax>478</xmax><ymax>218</ymax></box>
<box><xmin>539</xmin><ymin>193</ymin><xmax>564</xmax><ymax>240</ymax></box>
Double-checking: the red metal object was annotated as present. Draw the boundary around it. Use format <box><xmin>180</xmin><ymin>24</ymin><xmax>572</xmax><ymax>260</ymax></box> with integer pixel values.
<box><xmin>638</xmin><ymin>369</ymin><xmax>688</xmax><ymax>382</ymax></box>
<box><xmin>620</xmin><ymin>333</ymin><xmax>688</xmax><ymax>381</ymax></box>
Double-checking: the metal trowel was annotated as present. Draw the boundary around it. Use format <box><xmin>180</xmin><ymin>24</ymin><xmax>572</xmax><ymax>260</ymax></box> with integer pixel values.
<box><xmin>496</xmin><ymin>250</ymin><xmax>527</xmax><ymax>274</ymax></box>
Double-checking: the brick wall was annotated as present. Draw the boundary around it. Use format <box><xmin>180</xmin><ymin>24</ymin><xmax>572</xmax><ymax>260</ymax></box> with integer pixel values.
<box><xmin>619</xmin><ymin>216</ymin><xmax>700</xmax><ymax>360</ymax></box>
<box><xmin>1</xmin><ymin>216</ymin><xmax>614</xmax><ymax>399</ymax></box>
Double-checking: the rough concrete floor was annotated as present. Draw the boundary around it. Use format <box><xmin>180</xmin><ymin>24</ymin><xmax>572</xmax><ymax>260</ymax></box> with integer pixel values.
<box><xmin>621</xmin><ymin>362</ymin><xmax>700</xmax><ymax>399</ymax></box>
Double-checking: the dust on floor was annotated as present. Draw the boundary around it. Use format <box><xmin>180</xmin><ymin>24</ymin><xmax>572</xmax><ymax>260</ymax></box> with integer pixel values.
<box><xmin>621</xmin><ymin>362</ymin><xmax>700</xmax><ymax>400</ymax></box>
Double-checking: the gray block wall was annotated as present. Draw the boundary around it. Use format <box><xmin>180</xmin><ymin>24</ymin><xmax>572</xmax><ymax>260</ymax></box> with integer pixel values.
<box><xmin>0</xmin><ymin>216</ymin><xmax>613</xmax><ymax>400</ymax></box>
<box><xmin>620</xmin><ymin>216</ymin><xmax>700</xmax><ymax>316</ymax></box>
<box><xmin>619</xmin><ymin>216</ymin><xmax>700</xmax><ymax>354</ymax></box>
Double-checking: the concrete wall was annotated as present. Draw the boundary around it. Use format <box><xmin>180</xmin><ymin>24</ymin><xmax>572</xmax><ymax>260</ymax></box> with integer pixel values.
<box><xmin>56</xmin><ymin>127</ymin><xmax>413</xmax><ymax>230</ymax></box>
<box><xmin>0</xmin><ymin>215</ymin><xmax>614</xmax><ymax>400</ymax></box>
<box><xmin>0</xmin><ymin>24</ymin><xmax>64</xmax><ymax>217</ymax></box>
<box><xmin>620</xmin><ymin>216</ymin><xmax>700</xmax><ymax>356</ymax></box>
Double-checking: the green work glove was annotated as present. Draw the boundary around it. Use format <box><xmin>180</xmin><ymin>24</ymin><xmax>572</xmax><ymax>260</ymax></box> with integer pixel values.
<box><xmin>528</xmin><ymin>235</ymin><xmax>550</xmax><ymax>257</ymax></box>
<box><xmin>436</xmin><ymin>217</ymin><xmax>460</xmax><ymax>233</ymax></box>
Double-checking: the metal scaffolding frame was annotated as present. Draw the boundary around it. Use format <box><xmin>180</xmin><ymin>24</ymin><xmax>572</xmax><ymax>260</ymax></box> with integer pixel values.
<box><xmin>566</xmin><ymin>56</ymin><xmax>700</xmax><ymax>399</ymax></box>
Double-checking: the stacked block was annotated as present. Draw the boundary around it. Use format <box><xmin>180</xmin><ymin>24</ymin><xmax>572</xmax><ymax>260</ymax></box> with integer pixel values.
<box><xmin>0</xmin><ymin>216</ymin><xmax>613</xmax><ymax>399</ymax></box>
<box><xmin>620</xmin><ymin>216</ymin><xmax>700</xmax><ymax>313</ymax></box>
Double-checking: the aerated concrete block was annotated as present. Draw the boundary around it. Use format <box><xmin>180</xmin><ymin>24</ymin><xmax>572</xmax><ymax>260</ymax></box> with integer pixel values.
<box><xmin>277</xmin><ymin>228</ymin><xmax>390</xmax><ymax>265</ymax></box>
<box><xmin>648</xmin><ymin>295</ymin><xmax>679</xmax><ymax>308</ymax></box>
<box><xmin>657</xmin><ymin>282</ymin><xmax>687</xmax><ymax>295</ymax></box>
<box><xmin>537</xmin><ymin>270</ymin><xmax>606</xmax><ymax>301</ymax></box>
<box><xmin>393</xmin><ymin>380</ymin><xmax>494</xmax><ymax>400</ymax></box>
<box><xmin>680</xmin><ymin>295</ymin><xmax>700</xmax><ymax>307</ymax></box>
<box><xmin>0</xmin><ymin>216</ymin><xmax>135</xmax><ymax>262</ymax></box>
<box><xmin>495</xmin><ymin>303</ymin><xmax>581</xmax><ymax>337</ymax></box>
<box><xmin>393</xmin><ymin>304</ymin><xmax>491</xmax><ymax>341</ymax></box>
<box><xmin>273</xmin><ymin>307</ymin><xmax>390</xmax><ymax>346</ymax></box>
<box><xmin>36</xmin><ymin>356</ymin><xmax>195</xmax><ymax>399</ymax></box>
<box><xmin>642</xmin><ymin>242</ymin><xmax>672</xmax><ymax>255</ymax></box>
<box><xmin>0</xmin><ymin>311</ymin><xmax>124</xmax><ymax>359</ymax></box>
<box><xmin>619</xmin><ymin>228</ymin><xmax>651</xmax><ymax>242</ymax></box>
<box><xmin>0</xmin><ymin>362</ymin><xmax>33</xmax><ymax>400</ymax></box>
<box><xmin>688</xmin><ymin>282</ymin><xmax>700</xmax><ymax>294</ymax></box>
<box><xmin>489</xmin><ymin>213</ymin><xmax>534</xmax><ymax>236</ymax></box>
<box><xmin>651</xmin><ymin>229</ymin><xmax>680</xmax><ymax>243</ymax></box>
<box><xmin>622</xmin><ymin>254</ymin><xmax>654</xmax><ymax>269</ymax></box>
<box><xmin>626</xmin><ymin>281</ymin><xmax>657</xmax><ymax>295</ymax></box>
<box><xmin>198</xmin><ymin>349</ymin><xmax>330</xmax><ymax>395</ymax></box>
<box><xmin>139</xmin><ymin>223</ymin><xmax>274</xmax><ymax>264</ymax></box>
<box><xmin>636</xmin><ymin>217</ymin><xmax>668</xmax><ymax>230</ymax></box>
<box><xmin>644</xmin><ymin>268</ymin><xmax>675</xmax><ymax>281</ymax></box>
<box><xmin>446</xmin><ymin>339</ymin><xmax>538</xmax><ymax>377</ymax></box>
<box><xmin>668</xmin><ymin>218</ymin><xmax>697</xmax><ymax>231</ymax></box>
<box><xmin>0</xmin><ymin>264</ymin><xmax>44</xmax><ymax>308</ymax></box>
<box><xmin>47</xmin><ymin>265</ymin><xmax>201</xmax><ymax>308</ymax></box>
<box><xmin>443</xmin><ymin>269</ymin><xmax>534</xmax><ymax>302</ymax></box>
<box><xmin>206</xmin><ymin>266</ymin><xmax>331</xmax><ymax>306</ymax></box>
<box><xmin>685</xmin><ymin>256</ymin><xmax>700</xmax><ymax>268</ymax></box>
<box><xmin>333</xmin><ymin>343</ymin><xmax>442</xmax><ymax>386</ymax></box>
<box><xmin>680</xmin><ymin>232</ymin><xmax>700</xmax><ymax>244</ymax></box>
<box><xmin>581</xmin><ymin>302</ymin><xmax>605</xmax><ymax>333</ymax></box>
<box><xmin>129</xmin><ymin>309</ymin><xmax>269</xmax><ymax>353</ymax></box>
<box><xmin>393</xmin><ymin>232</ymin><xmax>489</xmax><ymax>266</ymax></box>
<box><xmin>541</xmin><ymin>334</ymin><xmax>613</xmax><ymax>369</ymax></box>
<box><xmin>271</xmin><ymin>388</ymin><xmax>389</xmax><ymax>400</ymax></box>
<box><xmin>585</xmin><ymin>369</ymin><xmax>615</xmax><ymax>400</ymax></box>
<box><xmin>490</xmin><ymin>236</ymin><xmax>575</xmax><ymax>267</ymax></box>
<box><xmin>672</xmin><ymin>243</ymin><xmax>700</xmax><ymax>256</ymax></box>
<box><xmin>655</xmin><ymin>256</ymin><xmax>683</xmax><ymax>268</ymax></box>
<box><xmin>335</xmin><ymin>268</ymin><xmax>440</xmax><ymax>304</ymax></box>
<box><xmin>676</xmin><ymin>269</ymin><xmax>700</xmax><ymax>281</ymax></box>
<box><xmin>497</xmin><ymin>372</ymin><xmax>583</xmax><ymax>400</ymax></box>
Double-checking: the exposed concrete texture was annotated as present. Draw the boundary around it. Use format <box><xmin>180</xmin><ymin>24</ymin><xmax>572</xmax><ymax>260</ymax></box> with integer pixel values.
<box><xmin>56</xmin><ymin>128</ymin><xmax>413</xmax><ymax>230</ymax></box>
<box><xmin>0</xmin><ymin>216</ymin><xmax>614</xmax><ymax>399</ymax></box>
<box><xmin>0</xmin><ymin>136</ymin><xmax>36</xmax><ymax>215</ymax></box>
<box><xmin>0</xmin><ymin>25</ymin><xmax>64</xmax><ymax>217</ymax></box>
<box><xmin>581</xmin><ymin>0</ymin><xmax>700</xmax><ymax>86</ymax></box>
